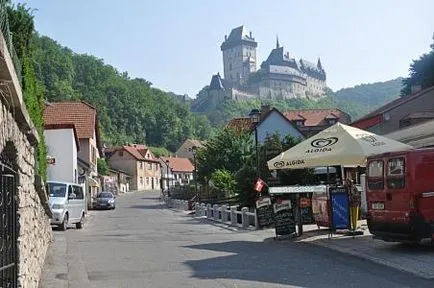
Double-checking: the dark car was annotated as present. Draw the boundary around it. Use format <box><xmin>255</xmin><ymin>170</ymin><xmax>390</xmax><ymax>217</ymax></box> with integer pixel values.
<box><xmin>94</xmin><ymin>192</ymin><xmax>116</xmax><ymax>210</ymax></box>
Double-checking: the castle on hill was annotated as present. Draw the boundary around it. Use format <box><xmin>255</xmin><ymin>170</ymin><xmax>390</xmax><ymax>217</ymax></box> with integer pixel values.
<box><xmin>207</xmin><ymin>25</ymin><xmax>327</xmax><ymax>102</ymax></box>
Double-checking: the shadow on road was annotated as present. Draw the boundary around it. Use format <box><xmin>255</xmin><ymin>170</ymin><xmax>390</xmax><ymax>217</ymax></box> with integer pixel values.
<box><xmin>182</xmin><ymin>240</ymin><xmax>433</xmax><ymax>288</ymax></box>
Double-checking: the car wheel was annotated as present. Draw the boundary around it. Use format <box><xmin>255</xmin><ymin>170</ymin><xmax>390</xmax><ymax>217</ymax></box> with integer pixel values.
<box><xmin>76</xmin><ymin>214</ymin><xmax>84</xmax><ymax>229</ymax></box>
<box><xmin>60</xmin><ymin>213</ymin><xmax>68</xmax><ymax>231</ymax></box>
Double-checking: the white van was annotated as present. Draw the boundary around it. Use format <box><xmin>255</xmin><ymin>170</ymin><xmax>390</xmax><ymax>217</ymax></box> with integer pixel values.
<box><xmin>48</xmin><ymin>181</ymin><xmax>86</xmax><ymax>231</ymax></box>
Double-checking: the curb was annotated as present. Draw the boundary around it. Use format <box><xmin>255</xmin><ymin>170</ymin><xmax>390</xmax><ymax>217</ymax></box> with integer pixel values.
<box><xmin>309</xmin><ymin>239</ymin><xmax>434</xmax><ymax>279</ymax></box>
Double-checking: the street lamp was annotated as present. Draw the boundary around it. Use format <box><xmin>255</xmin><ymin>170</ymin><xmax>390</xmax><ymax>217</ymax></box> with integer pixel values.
<box><xmin>249</xmin><ymin>108</ymin><xmax>261</xmax><ymax>179</ymax></box>
<box><xmin>165</xmin><ymin>159</ymin><xmax>170</xmax><ymax>197</ymax></box>
<box><xmin>191</xmin><ymin>145</ymin><xmax>198</xmax><ymax>202</ymax></box>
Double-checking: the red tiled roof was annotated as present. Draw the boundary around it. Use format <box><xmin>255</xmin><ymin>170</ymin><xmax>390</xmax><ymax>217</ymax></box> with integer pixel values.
<box><xmin>283</xmin><ymin>109</ymin><xmax>351</xmax><ymax>126</ymax></box>
<box><xmin>160</xmin><ymin>156</ymin><xmax>194</xmax><ymax>173</ymax></box>
<box><xmin>44</xmin><ymin>101</ymin><xmax>97</xmax><ymax>139</ymax></box>
<box><xmin>225</xmin><ymin>117</ymin><xmax>253</xmax><ymax>133</ymax></box>
<box><xmin>119</xmin><ymin>144</ymin><xmax>158</xmax><ymax>162</ymax></box>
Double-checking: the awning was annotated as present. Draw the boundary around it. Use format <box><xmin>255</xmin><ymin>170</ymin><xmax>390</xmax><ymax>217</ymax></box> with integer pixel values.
<box><xmin>268</xmin><ymin>123</ymin><xmax>413</xmax><ymax>170</ymax></box>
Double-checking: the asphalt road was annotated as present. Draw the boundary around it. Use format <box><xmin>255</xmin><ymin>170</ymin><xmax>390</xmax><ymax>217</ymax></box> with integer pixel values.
<box><xmin>40</xmin><ymin>191</ymin><xmax>434</xmax><ymax>288</ymax></box>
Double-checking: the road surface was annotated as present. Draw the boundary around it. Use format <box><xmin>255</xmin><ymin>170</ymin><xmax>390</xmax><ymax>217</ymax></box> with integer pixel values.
<box><xmin>40</xmin><ymin>191</ymin><xmax>434</xmax><ymax>288</ymax></box>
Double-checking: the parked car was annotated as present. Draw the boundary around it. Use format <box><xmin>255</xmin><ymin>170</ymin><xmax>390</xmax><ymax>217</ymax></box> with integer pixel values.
<box><xmin>48</xmin><ymin>181</ymin><xmax>86</xmax><ymax>231</ymax></box>
<box><xmin>94</xmin><ymin>192</ymin><xmax>116</xmax><ymax>210</ymax></box>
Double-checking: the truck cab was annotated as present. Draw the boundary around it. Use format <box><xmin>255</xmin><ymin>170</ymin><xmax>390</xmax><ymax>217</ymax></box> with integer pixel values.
<box><xmin>366</xmin><ymin>148</ymin><xmax>434</xmax><ymax>243</ymax></box>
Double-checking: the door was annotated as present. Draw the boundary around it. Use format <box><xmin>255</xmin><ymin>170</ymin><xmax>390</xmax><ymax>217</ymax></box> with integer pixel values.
<box><xmin>0</xmin><ymin>158</ymin><xmax>18</xmax><ymax>287</ymax></box>
<box><xmin>367</xmin><ymin>159</ymin><xmax>386</xmax><ymax>220</ymax></box>
<box><xmin>384</xmin><ymin>157</ymin><xmax>410</xmax><ymax>223</ymax></box>
<box><xmin>68</xmin><ymin>185</ymin><xmax>84</xmax><ymax>223</ymax></box>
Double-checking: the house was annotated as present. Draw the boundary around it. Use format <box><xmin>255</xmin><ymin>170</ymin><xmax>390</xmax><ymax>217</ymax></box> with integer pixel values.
<box><xmin>107</xmin><ymin>144</ymin><xmax>161</xmax><ymax>191</ymax></box>
<box><xmin>176</xmin><ymin>139</ymin><xmax>205</xmax><ymax>160</ymax></box>
<box><xmin>385</xmin><ymin>119</ymin><xmax>434</xmax><ymax>148</ymax></box>
<box><xmin>102</xmin><ymin>169</ymin><xmax>131</xmax><ymax>194</ymax></box>
<box><xmin>283</xmin><ymin>108</ymin><xmax>351</xmax><ymax>137</ymax></box>
<box><xmin>160</xmin><ymin>156</ymin><xmax>194</xmax><ymax>190</ymax></box>
<box><xmin>351</xmin><ymin>86</ymin><xmax>434</xmax><ymax>135</ymax></box>
<box><xmin>226</xmin><ymin>105</ymin><xmax>305</xmax><ymax>142</ymax></box>
<box><xmin>44</xmin><ymin>100</ymin><xmax>103</xmax><ymax>207</ymax></box>
<box><xmin>44</xmin><ymin>123</ymin><xmax>80</xmax><ymax>183</ymax></box>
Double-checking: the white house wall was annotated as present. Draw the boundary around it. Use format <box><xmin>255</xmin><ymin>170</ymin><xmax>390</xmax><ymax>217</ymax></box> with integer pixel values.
<box><xmin>45</xmin><ymin>128</ymin><xmax>77</xmax><ymax>183</ymax></box>
<box><xmin>256</xmin><ymin>110</ymin><xmax>304</xmax><ymax>143</ymax></box>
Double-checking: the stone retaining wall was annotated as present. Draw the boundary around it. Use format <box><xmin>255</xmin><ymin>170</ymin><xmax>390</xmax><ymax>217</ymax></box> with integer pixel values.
<box><xmin>1</xmin><ymin>98</ymin><xmax>52</xmax><ymax>287</ymax></box>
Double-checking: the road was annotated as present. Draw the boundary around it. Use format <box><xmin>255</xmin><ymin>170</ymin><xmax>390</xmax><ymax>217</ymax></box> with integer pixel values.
<box><xmin>40</xmin><ymin>191</ymin><xmax>434</xmax><ymax>288</ymax></box>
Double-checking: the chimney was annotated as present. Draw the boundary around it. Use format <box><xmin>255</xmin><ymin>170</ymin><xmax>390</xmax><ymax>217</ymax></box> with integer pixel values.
<box><xmin>249</xmin><ymin>31</ymin><xmax>252</xmax><ymax>38</ymax></box>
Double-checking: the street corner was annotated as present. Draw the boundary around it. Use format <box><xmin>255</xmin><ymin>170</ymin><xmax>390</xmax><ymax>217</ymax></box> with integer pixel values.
<box><xmin>307</xmin><ymin>232</ymin><xmax>434</xmax><ymax>279</ymax></box>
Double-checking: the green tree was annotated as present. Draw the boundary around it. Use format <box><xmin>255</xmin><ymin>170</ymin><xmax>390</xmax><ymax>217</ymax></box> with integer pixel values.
<box><xmin>401</xmin><ymin>37</ymin><xmax>434</xmax><ymax>96</ymax></box>
<box><xmin>97</xmin><ymin>158</ymin><xmax>109</xmax><ymax>176</ymax></box>
<box><xmin>210</xmin><ymin>169</ymin><xmax>236</xmax><ymax>199</ymax></box>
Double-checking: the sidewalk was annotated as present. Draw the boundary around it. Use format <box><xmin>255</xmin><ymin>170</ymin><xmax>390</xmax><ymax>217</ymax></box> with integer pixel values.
<box><xmin>262</xmin><ymin>221</ymin><xmax>434</xmax><ymax>279</ymax></box>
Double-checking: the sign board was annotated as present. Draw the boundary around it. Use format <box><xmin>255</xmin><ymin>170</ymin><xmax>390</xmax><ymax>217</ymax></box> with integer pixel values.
<box><xmin>256</xmin><ymin>197</ymin><xmax>274</xmax><ymax>228</ymax></box>
<box><xmin>299</xmin><ymin>196</ymin><xmax>314</xmax><ymax>224</ymax></box>
<box><xmin>329</xmin><ymin>187</ymin><xmax>350</xmax><ymax>230</ymax></box>
<box><xmin>47</xmin><ymin>156</ymin><xmax>56</xmax><ymax>165</ymax></box>
<box><xmin>269</xmin><ymin>185</ymin><xmax>327</xmax><ymax>194</ymax></box>
<box><xmin>273</xmin><ymin>199</ymin><xmax>296</xmax><ymax>236</ymax></box>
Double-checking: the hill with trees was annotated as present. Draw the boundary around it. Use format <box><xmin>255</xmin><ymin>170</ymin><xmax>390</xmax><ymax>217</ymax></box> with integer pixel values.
<box><xmin>31</xmin><ymin>34</ymin><xmax>213</xmax><ymax>151</ymax></box>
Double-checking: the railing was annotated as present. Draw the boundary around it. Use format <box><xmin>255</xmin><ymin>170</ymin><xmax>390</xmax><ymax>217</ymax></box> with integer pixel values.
<box><xmin>0</xmin><ymin>1</ymin><xmax>22</xmax><ymax>84</ymax></box>
<box><xmin>166</xmin><ymin>197</ymin><xmax>258</xmax><ymax>229</ymax></box>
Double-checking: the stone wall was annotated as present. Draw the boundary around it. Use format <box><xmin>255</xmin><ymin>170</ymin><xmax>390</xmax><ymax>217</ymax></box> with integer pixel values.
<box><xmin>0</xmin><ymin>103</ymin><xmax>52</xmax><ymax>288</ymax></box>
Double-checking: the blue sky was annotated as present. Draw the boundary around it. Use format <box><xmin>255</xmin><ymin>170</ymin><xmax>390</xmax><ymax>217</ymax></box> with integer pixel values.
<box><xmin>16</xmin><ymin>0</ymin><xmax>434</xmax><ymax>97</ymax></box>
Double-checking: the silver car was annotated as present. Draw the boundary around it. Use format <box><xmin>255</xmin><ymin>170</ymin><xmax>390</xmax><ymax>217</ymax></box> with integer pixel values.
<box><xmin>94</xmin><ymin>192</ymin><xmax>116</xmax><ymax>210</ymax></box>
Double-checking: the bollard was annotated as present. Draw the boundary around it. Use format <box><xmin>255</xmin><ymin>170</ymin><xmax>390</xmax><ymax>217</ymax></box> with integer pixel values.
<box><xmin>184</xmin><ymin>200</ymin><xmax>189</xmax><ymax>211</ymax></box>
<box><xmin>241</xmin><ymin>207</ymin><xmax>249</xmax><ymax>229</ymax></box>
<box><xmin>213</xmin><ymin>204</ymin><xmax>219</xmax><ymax>221</ymax></box>
<box><xmin>230</xmin><ymin>206</ymin><xmax>237</xmax><ymax>226</ymax></box>
<box><xmin>200</xmin><ymin>203</ymin><xmax>206</xmax><ymax>217</ymax></box>
<box><xmin>221</xmin><ymin>205</ymin><xmax>228</xmax><ymax>222</ymax></box>
<box><xmin>195</xmin><ymin>202</ymin><xmax>200</xmax><ymax>215</ymax></box>
<box><xmin>206</xmin><ymin>204</ymin><xmax>212</xmax><ymax>218</ymax></box>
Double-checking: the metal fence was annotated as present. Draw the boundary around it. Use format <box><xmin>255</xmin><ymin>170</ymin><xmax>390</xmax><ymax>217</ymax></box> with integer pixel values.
<box><xmin>0</xmin><ymin>1</ymin><xmax>22</xmax><ymax>84</ymax></box>
<box><xmin>0</xmin><ymin>153</ymin><xmax>18</xmax><ymax>288</ymax></box>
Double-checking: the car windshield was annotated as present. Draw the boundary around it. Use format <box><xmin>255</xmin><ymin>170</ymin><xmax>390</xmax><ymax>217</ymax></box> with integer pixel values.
<box><xmin>48</xmin><ymin>183</ymin><xmax>67</xmax><ymax>198</ymax></box>
<box><xmin>98</xmin><ymin>192</ymin><xmax>113</xmax><ymax>198</ymax></box>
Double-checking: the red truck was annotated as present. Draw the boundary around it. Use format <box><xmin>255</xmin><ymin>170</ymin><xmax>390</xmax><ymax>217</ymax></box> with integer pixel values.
<box><xmin>366</xmin><ymin>148</ymin><xmax>434</xmax><ymax>243</ymax></box>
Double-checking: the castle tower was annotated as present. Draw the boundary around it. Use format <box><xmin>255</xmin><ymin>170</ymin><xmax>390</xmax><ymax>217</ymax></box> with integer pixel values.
<box><xmin>220</xmin><ymin>26</ymin><xmax>257</xmax><ymax>87</ymax></box>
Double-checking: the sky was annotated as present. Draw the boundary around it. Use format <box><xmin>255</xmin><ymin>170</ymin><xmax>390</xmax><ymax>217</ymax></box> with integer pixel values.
<box><xmin>15</xmin><ymin>0</ymin><xmax>434</xmax><ymax>97</ymax></box>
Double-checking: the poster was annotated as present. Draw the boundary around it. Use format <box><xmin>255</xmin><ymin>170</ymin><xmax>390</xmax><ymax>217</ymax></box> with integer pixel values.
<box><xmin>273</xmin><ymin>199</ymin><xmax>296</xmax><ymax>236</ymax></box>
<box><xmin>256</xmin><ymin>197</ymin><xmax>274</xmax><ymax>228</ymax></box>
<box><xmin>329</xmin><ymin>187</ymin><xmax>350</xmax><ymax>230</ymax></box>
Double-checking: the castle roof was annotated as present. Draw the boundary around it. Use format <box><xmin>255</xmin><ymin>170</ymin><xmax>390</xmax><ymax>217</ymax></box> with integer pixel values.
<box><xmin>221</xmin><ymin>25</ymin><xmax>257</xmax><ymax>50</ymax></box>
<box><xmin>299</xmin><ymin>59</ymin><xmax>326</xmax><ymax>81</ymax></box>
<box><xmin>261</xmin><ymin>47</ymin><xmax>299</xmax><ymax>70</ymax></box>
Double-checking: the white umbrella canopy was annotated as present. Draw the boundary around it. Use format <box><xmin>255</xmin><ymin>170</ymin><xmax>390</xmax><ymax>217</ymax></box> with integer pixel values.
<box><xmin>267</xmin><ymin>122</ymin><xmax>413</xmax><ymax>170</ymax></box>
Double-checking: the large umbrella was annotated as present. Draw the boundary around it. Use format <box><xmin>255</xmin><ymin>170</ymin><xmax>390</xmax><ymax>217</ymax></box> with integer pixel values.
<box><xmin>267</xmin><ymin>122</ymin><xmax>413</xmax><ymax>170</ymax></box>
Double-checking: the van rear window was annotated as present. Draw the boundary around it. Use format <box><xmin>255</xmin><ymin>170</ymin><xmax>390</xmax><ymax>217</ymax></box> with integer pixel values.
<box><xmin>387</xmin><ymin>158</ymin><xmax>405</xmax><ymax>189</ymax></box>
<box><xmin>368</xmin><ymin>160</ymin><xmax>383</xmax><ymax>177</ymax></box>
<box><xmin>368</xmin><ymin>160</ymin><xmax>384</xmax><ymax>190</ymax></box>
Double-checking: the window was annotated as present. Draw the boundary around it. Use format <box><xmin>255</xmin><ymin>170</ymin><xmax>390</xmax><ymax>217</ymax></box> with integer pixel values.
<box><xmin>387</xmin><ymin>158</ymin><xmax>405</xmax><ymax>189</ymax></box>
<box><xmin>140</xmin><ymin>162</ymin><xmax>143</xmax><ymax>170</ymax></box>
<box><xmin>367</xmin><ymin>160</ymin><xmax>384</xmax><ymax>190</ymax></box>
<box><xmin>119</xmin><ymin>150</ymin><xmax>124</xmax><ymax>157</ymax></box>
<box><xmin>146</xmin><ymin>177</ymin><xmax>149</xmax><ymax>185</ymax></box>
<box><xmin>328</xmin><ymin>119</ymin><xmax>337</xmax><ymax>125</ymax></box>
<box><xmin>295</xmin><ymin>120</ymin><xmax>304</xmax><ymax>127</ymax></box>
<box><xmin>73</xmin><ymin>185</ymin><xmax>84</xmax><ymax>199</ymax></box>
<box><xmin>140</xmin><ymin>177</ymin><xmax>143</xmax><ymax>185</ymax></box>
<box><xmin>156</xmin><ymin>165</ymin><xmax>159</xmax><ymax>171</ymax></box>
<box><xmin>148</xmin><ymin>163</ymin><xmax>152</xmax><ymax>170</ymax></box>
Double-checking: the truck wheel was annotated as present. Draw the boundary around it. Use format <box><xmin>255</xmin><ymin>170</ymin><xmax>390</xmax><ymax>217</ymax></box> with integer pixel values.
<box><xmin>60</xmin><ymin>213</ymin><xmax>68</xmax><ymax>231</ymax></box>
